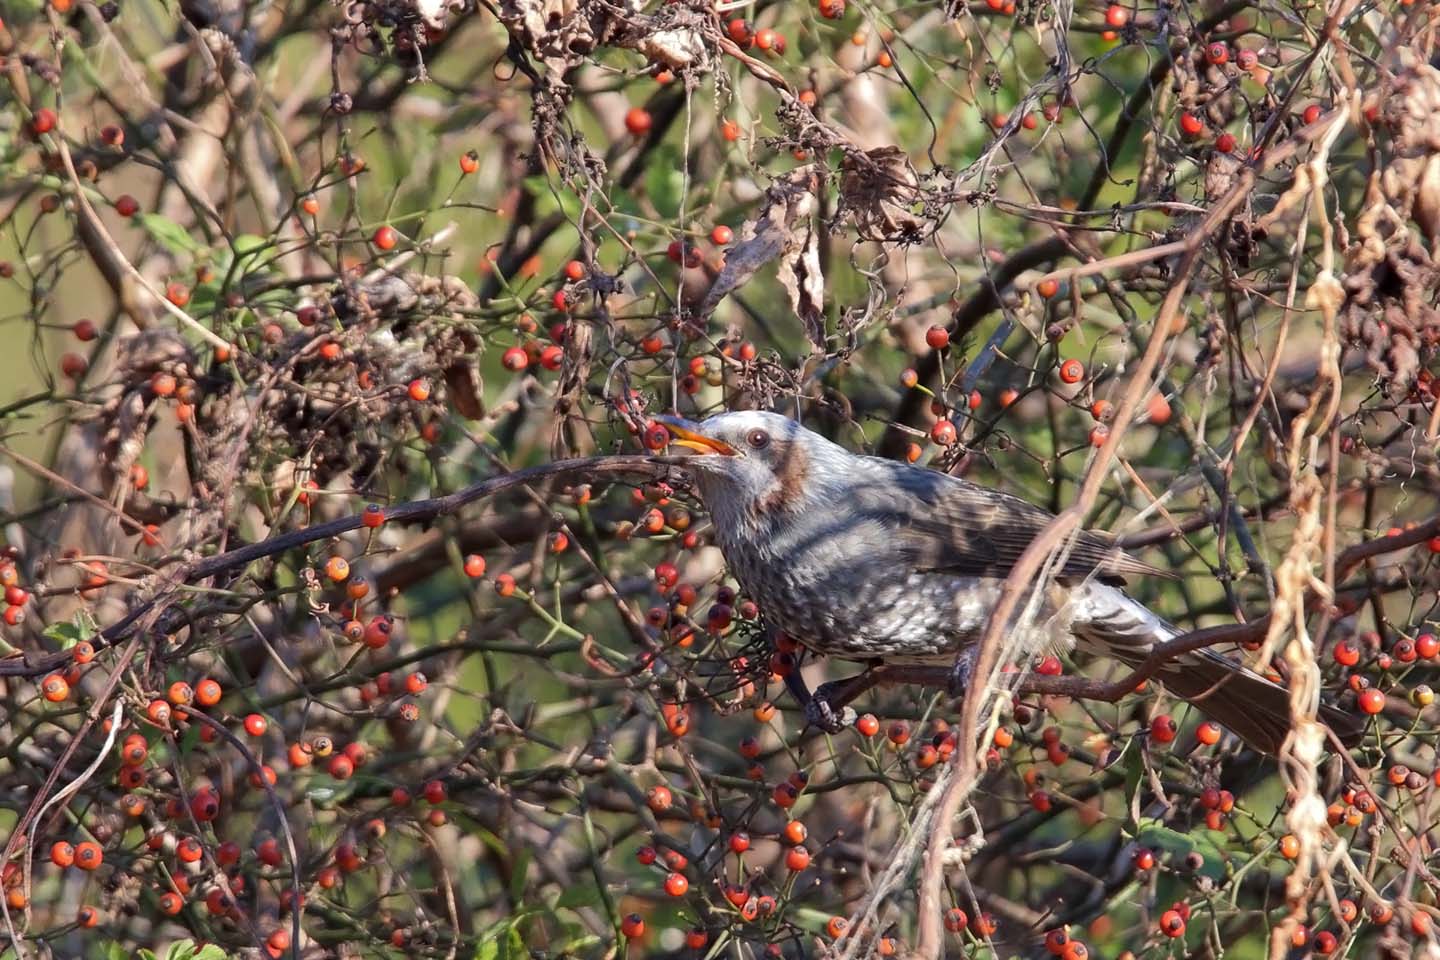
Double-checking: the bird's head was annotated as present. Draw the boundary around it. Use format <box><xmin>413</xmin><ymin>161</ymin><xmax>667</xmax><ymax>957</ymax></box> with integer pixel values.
<box><xmin>656</xmin><ymin>411</ymin><xmax>844</xmax><ymax>521</ymax></box>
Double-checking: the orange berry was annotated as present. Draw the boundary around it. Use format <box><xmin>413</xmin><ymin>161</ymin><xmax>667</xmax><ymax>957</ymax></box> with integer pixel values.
<box><xmin>195</xmin><ymin>678</ymin><xmax>222</xmax><ymax>706</ymax></box>
<box><xmin>51</xmin><ymin>841</ymin><xmax>75</xmax><ymax>867</ymax></box>
<box><xmin>74</xmin><ymin>841</ymin><xmax>103</xmax><ymax>870</ymax></box>
<box><xmin>42</xmin><ymin>673</ymin><xmax>70</xmax><ymax>702</ymax></box>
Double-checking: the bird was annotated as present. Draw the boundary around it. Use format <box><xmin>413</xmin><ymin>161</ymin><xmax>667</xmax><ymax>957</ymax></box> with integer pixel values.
<box><xmin>655</xmin><ymin>410</ymin><xmax>1360</xmax><ymax>755</ymax></box>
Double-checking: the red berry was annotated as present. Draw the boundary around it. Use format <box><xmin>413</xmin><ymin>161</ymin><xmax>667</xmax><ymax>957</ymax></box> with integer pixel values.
<box><xmin>1206</xmin><ymin>42</ymin><xmax>1229</xmax><ymax>65</ymax></box>
<box><xmin>1150</xmin><ymin>714</ymin><xmax>1178</xmax><ymax>743</ymax></box>
<box><xmin>856</xmin><ymin>713</ymin><xmax>880</xmax><ymax>736</ymax></box>
<box><xmin>191</xmin><ymin>788</ymin><xmax>220</xmax><ymax>821</ymax></box>
<box><xmin>31</xmin><ymin>108</ymin><xmax>57</xmax><ymax>135</ymax></box>
<box><xmin>664</xmin><ymin>872</ymin><xmax>689</xmax><ymax>896</ymax></box>
<box><xmin>925</xmin><ymin>325</ymin><xmax>950</xmax><ymax>350</ymax></box>
<box><xmin>1417</xmin><ymin>633</ymin><xmax>1439</xmax><ymax>659</ymax></box>
<box><xmin>1180</xmin><ymin>112</ymin><xmax>1204</xmax><ymax>137</ymax></box>
<box><xmin>930</xmin><ymin>420</ymin><xmax>957</xmax><ymax>446</ymax></box>
<box><xmin>502</xmin><ymin>346</ymin><xmax>529</xmax><ymax>371</ymax></box>
<box><xmin>1358</xmin><ymin>688</ymin><xmax>1385</xmax><ymax>715</ymax></box>
<box><xmin>459</xmin><ymin>150</ymin><xmax>479</xmax><ymax>174</ymax></box>
<box><xmin>1058</xmin><ymin>358</ymin><xmax>1084</xmax><ymax>383</ymax></box>
<box><xmin>1160</xmin><ymin>909</ymin><xmax>1186</xmax><ymax>937</ymax></box>
<box><xmin>244</xmin><ymin>713</ymin><xmax>268</xmax><ymax>736</ymax></box>
<box><xmin>373</xmin><ymin>225</ymin><xmax>398</xmax><ymax>250</ymax></box>
<box><xmin>624</xmin><ymin>108</ymin><xmax>652</xmax><ymax>136</ymax></box>
<box><xmin>1104</xmin><ymin>4</ymin><xmax>1128</xmax><ymax>26</ymax></box>
<box><xmin>642</xmin><ymin>421</ymin><xmax>670</xmax><ymax>452</ymax></box>
<box><xmin>114</xmin><ymin>194</ymin><xmax>139</xmax><ymax>217</ymax></box>
<box><xmin>710</xmin><ymin>225</ymin><xmax>734</xmax><ymax>245</ymax></box>
<box><xmin>60</xmin><ymin>352</ymin><xmax>89</xmax><ymax>379</ymax></box>
<box><xmin>1216</xmin><ymin>132</ymin><xmax>1237</xmax><ymax>153</ymax></box>
<box><xmin>1333</xmin><ymin>637</ymin><xmax>1361</xmax><ymax>666</ymax></box>
<box><xmin>1302</xmin><ymin>104</ymin><xmax>1322</xmax><ymax>125</ymax></box>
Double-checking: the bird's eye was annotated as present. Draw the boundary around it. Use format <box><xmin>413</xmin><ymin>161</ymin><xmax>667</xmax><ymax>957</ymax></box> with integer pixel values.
<box><xmin>745</xmin><ymin>429</ymin><xmax>770</xmax><ymax>450</ymax></box>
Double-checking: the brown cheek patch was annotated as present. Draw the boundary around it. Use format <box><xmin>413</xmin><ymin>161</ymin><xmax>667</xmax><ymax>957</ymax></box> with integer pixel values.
<box><xmin>756</xmin><ymin>441</ymin><xmax>807</xmax><ymax>515</ymax></box>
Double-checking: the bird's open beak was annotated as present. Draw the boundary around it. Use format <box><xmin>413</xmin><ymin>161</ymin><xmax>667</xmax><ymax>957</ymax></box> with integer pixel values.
<box><xmin>655</xmin><ymin>415</ymin><xmax>737</xmax><ymax>456</ymax></box>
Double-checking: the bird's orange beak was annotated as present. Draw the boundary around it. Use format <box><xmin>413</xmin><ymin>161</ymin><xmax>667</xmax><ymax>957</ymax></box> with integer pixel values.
<box><xmin>655</xmin><ymin>415</ymin><xmax>737</xmax><ymax>456</ymax></box>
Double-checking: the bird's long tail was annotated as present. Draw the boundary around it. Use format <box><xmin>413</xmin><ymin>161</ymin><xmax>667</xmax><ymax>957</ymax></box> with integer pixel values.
<box><xmin>1067</xmin><ymin>584</ymin><xmax>1364</xmax><ymax>755</ymax></box>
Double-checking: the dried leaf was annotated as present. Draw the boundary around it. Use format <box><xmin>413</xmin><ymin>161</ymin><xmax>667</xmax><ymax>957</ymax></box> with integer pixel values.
<box><xmin>776</xmin><ymin>221</ymin><xmax>825</xmax><ymax>349</ymax></box>
<box><xmin>443</xmin><ymin>361</ymin><xmax>485</xmax><ymax>420</ymax></box>
<box><xmin>700</xmin><ymin>169</ymin><xmax>819</xmax><ymax>316</ymax></box>
<box><xmin>838</xmin><ymin>146</ymin><xmax>923</xmax><ymax>241</ymax></box>
<box><xmin>637</xmin><ymin>27</ymin><xmax>707</xmax><ymax>69</ymax></box>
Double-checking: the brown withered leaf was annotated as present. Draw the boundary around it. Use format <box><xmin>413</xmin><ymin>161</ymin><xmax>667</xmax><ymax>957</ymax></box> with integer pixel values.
<box><xmin>700</xmin><ymin>168</ymin><xmax>820</xmax><ymax>317</ymax></box>
<box><xmin>443</xmin><ymin>361</ymin><xmax>485</xmax><ymax>420</ymax></box>
<box><xmin>838</xmin><ymin>145</ymin><xmax>923</xmax><ymax>241</ymax></box>
<box><xmin>776</xmin><ymin>219</ymin><xmax>825</xmax><ymax>349</ymax></box>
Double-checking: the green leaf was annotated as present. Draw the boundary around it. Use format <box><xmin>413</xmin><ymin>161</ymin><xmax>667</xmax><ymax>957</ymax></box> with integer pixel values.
<box><xmin>524</xmin><ymin>175</ymin><xmax>580</xmax><ymax>222</ymax></box>
<box><xmin>41</xmin><ymin>610</ymin><xmax>98</xmax><ymax>649</ymax></box>
<box><xmin>104</xmin><ymin>942</ymin><xmax>129</xmax><ymax>960</ymax></box>
<box><xmin>508</xmin><ymin>847</ymin><xmax>531</xmax><ymax>904</ymax></box>
<box><xmin>164</xmin><ymin>941</ymin><xmax>194</xmax><ymax>960</ymax></box>
<box><xmin>233</xmin><ymin>234</ymin><xmax>270</xmax><ymax>256</ymax></box>
<box><xmin>137</xmin><ymin>214</ymin><xmax>202</xmax><ymax>256</ymax></box>
<box><xmin>473</xmin><ymin>914</ymin><xmax>533</xmax><ymax>960</ymax></box>
<box><xmin>1133</xmin><ymin>817</ymin><xmax>1227</xmax><ymax>880</ymax></box>
<box><xmin>230</xmin><ymin>234</ymin><xmax>273</xmax><ymax>275</ymax></box>
<box><xmin>192</xmin><ymin>945</ymin><xmax>228</xmax><ymax>960</ymax></box>
<box><xmin>41</xmin><ymin>621</ymin><xmax>84</xmax><ymax>648</ymax></box>
<box><xmin>645</xmin><ymin>144</ymin><xmax>686</xmax><ymax>219</ymax></box>
<box><xmin>553</xmin><ymin>881</ymin><xmax>603</xmax><ymax>910</ymax></box>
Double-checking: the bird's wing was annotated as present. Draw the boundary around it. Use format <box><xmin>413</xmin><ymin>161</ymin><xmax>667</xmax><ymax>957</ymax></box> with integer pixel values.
<box><xmin>850</xmin><ymin>459</ymin><xmax>1173</xmax><ymax>583</ymax></box>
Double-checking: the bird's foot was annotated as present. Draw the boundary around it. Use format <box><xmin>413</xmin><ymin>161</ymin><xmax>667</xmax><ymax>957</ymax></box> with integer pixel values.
<box><xmin>947</xmin><ymin>646</ymin><xmax>979</xmax><ymax>698</ymax></box>
<box><xmin>782</xmin><ymin>669</ymin><xmax>854</xmax><ymax>734</ymax></box>
<box><xmin>807</xmin><ymin>681</ymin><xmax>857</xmax><ymax>734</ymax></box>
